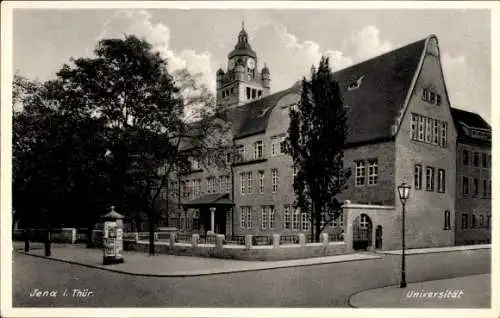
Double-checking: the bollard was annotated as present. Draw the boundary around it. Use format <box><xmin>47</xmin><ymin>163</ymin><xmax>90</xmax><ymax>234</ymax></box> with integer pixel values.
<box><xmin>272</xmin><ymin>234</ymin><xmax>280</xmax><ymax>248</ymax></box>
<box><xmin>192</xmin><ymin>234</ymin><xmax>199</xmax><ymax>247</ymax></box>
<box><xmin>215</xmin><ymin>234</ymin><xmax>225</xmax><ymax>249</ymax></box>
<box><xmin>320</xmin><ymin>233</ymin><xmax>329</xmax><ymax>246</ymax></box>
<box><xmin>298</xmin><ymin>233</ymin><xmax>306</xmax><ymax>246</ymax></box>
<box><xmin>169</xmin><ymin>232</ymin><xmax>176</xmax><ymax>248</ymax></box>
<box><xmin>70</xmin><ymin>228</ymin><xmax>77</xmax><ymax>244</ymax></box>
<box><xmin>245</xmin><ymin>234</ymin><xmax>253</xmax><ymax>249</ymax></box>
<box><xmin>135</xmin><ymin>232</ymin><xmax>139</xmax><ymax>242</ymax></box>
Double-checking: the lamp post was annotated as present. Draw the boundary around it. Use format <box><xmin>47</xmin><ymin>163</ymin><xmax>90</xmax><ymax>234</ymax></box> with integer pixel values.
<box><xmin>397</xmin><ymin>182</ymin><xmax>411</xmax><ymax>288</ymax></box>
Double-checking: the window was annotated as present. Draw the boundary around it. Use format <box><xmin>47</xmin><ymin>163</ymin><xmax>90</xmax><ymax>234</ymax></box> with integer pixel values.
<box><xmin>418</xmin><ymin>115</ymin><xmax>425</xmax><ymax>141</ymax></box>
<box><xmin>252</xmin><ymin>89</ymin><xmax>256</xmax><ymax>99</ymax></box>
<box><xmin>246</xmin><ymin>207</ymin><xmax>252</xmax><ymax>228</ymax></box>
<box><xmin>430</xmin><ymin>92</ymin><xmax>436</xmax><ymax>104</ymax></box>
<box><xmin>436</xmin><ymin>94</ymin><xmax>441</xmax><ymax>105</ymax></box>
<box><xmin>271</xmin><ymin>168</ymin><xmax>278</xmax><ymax>193</ymax></box>
<box><xmin>219</xmin><ymin>176</ymin><xmax>225</xmax><ymax>193</ymax></box>
<box><xmin>246</xmin><ymin>172</ymin><xmax>252</xmax><ymax>194</ymax></box>
<box><xmin>480</xmin><ymin>215</ymin><xmax>484</xmax><ymax>227</ymax></box>
<box><xmin>463</xmin><ymin>177</ymin><xmax>469</xmax><ymax>196</ymax></box>
<box><xmin>414</xmin><ymin>164</ymin><xmax>422</xmax><ymax>190</ymax></box>
<box><xmin>473</xmin><ymin>152</ymin><xmax>479</xmax><ymax>167</ymax></box>
<box><xmin>444</xmin><ymin>210</ymin><xmax>451</xmax><ymax>230</ymax></box>
<box><xmin>463</xmin><ymin>149</ymin><xmax>469</xmax><ymax>166</ymax></box>
<box><xmin>488</xmin><ymin>215</ymin><xmax>491</xmax><ymax>228</ymax></box>
<box><xmin>426</xmin><ymin>117</ymin><xmax>432</xmax><ymax>143</ymax></box>
<box><xmin>471</xmin><ymin>214</ymin><xmax>476</xmax><ymax>228</ymax></box>
<box><xmin>473</xmin><ymin>178</ymin><xmax>479</xmax><ymax>197</ymax></box>
<box><xmin>279</xmin><ymin>137</ymin><xmax>287</xmax><ymax>154</ymax></box>
<box><xmin>433</xmin><ymin>119</ymin><xmax>439</xmax><ymax>145</ymax></box>
<box><xmin>422</xmin><ymin>88</ymin><xmax>429</xmax><ymax>101</ymax></box>
<box><xmin>440</xmin><ymin>122</ymin><xmax>447</xmax><ymax>147</ymax></box>
<box><xmin>482</xmin><ymin>153</ymin><xmax>487</xmax><ymax>168</ymax></box>
<box><xmin>483</xmin><ymin>179</ymin><xmax>488</xmax><ymax>197</ymax></box>
<box><xmin>301</xmin><ymin>212</ymin><xmax>310</xmax><ymax>231</ymax></box>
<box><xmin>411</xmin><ymin>114</ymin><xmax>418</xmax><ymax>140</ymax></box>
<box><xmin>461</xmin><ymin>214</ymin><xmax>468</xmax><ymax>229</ymax></box>
<box><xmin>240</xmin><ymin>173</ymin><xmax>246</xmax><ymax>194</ymax></box>
<box><xmin>292</xmin><ymin>208</ymin><xmax>300</xmax><ymax>231</ymax></box>
<box><xmin>226</xmin><ymin>152</ymin><xmax>232</xmax><ymax>164</ymax></box>
<box><xmin>367</xmin><ymin>159</ymin><xmax>378</xmax><ymax>185</ymax></box>
<box><xmin>246</xmin><ymin>87</ymin><xmax>251</xmax><ymax>100</ymax></box>
<box><xmin>194</xmin><ymin>179</ymin><xmax>201</xmax><ymax>197</ymax></box>
<box><xmin>269</xmin><ymin>206</ymin><xmax>275</xmax><ymax>229</ymax></box>
<box><xmin>488</xmin><ymin>179</ymin><xmax>492</xmax><ymax>197</ymax></box>
<box><xmin>271</xmin><ymin>137</ymin><xmax>278</xmax><ymax>156</ymax></box>
<box><xmin>425</xmin><ymin>167</ymin><xmax>435</xmax><ymax>191</ymax></box>
<box><xmin>261</xmin><ymin>207</ymin><xmax>268</xmax><ymax>229</ymax></box>
<box><xmin>258</xmin><ymin>90</ymin><xmax>262</xmax><ymax>98</ymax></box>
<box><xmin>236</xmin><ymin>145</ymin><xmax>245</xmax><ymax>162</ymax></box>
<box><xmin>437</xmin><ymin>169</ymin><xmax>446</xmax><ymax>193</ymax></box>
<box><xmin>240</xmin><ymin>207</ymin><xmax>247</xmax><ymax>228</ymax></box>
<box><xmin>359</xmin><ymin>215</ymin><xmax>369</xmax><ymax>229</ymax></box>
<box><xmin>355</xmin><ymin>160</ymin><xmax>366</xmax><ymax>186</ymax></box>
<box><xmin>259</xmin><ymin>171</ymin><xmax>264</xmax><ymax>193</ymax></box>
<box><xmin>284</xmin><ymin>205</ymin><xmax>291</xmax><ymax>229</ymax></box>
<box><xmin>254</xmin><ymin>141</ymin><xmax>263</xmax><ymax>159</ymax></box>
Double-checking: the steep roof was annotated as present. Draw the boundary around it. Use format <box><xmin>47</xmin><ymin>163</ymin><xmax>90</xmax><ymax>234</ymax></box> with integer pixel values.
<box><xmin>450</xmin><ymin>107</ymin><xmax>491</xmax><ymax>145</ymax></box>
<box><xmin>333</xmin><ymin>38</ymin><xmax>427</xmax><ymax>144</ymax></box>
<box><xmin>229</xmin><ymin>36</ymin><xmax>428</xmax><ymax>144</ymax></box>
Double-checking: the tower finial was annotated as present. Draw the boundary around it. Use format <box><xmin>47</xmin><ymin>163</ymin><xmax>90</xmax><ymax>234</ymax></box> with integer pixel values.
<box><xmin>242</xmin><ymin>21</ymin><xmax>245</xmax><ymax>30</ymax></box>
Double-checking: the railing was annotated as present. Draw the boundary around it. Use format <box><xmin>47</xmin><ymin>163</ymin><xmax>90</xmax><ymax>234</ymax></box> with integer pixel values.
<box><xmin>280</xmin><ymin>235</ymin><xmax>299</xmax><ymax>245</ymax></box>
<box><xmin>224</xmin><ymin>235</ymin><xmax>246</xmax><ymax>245</ymax></box>
<box><xmin>328</xmin><ymin>233</ymin><xmax>343</xmax><ymax>242</ymax></box>
<box><xmin>252</xmin><ymin>235</ymin><xmax>272</xmax><ymax>246</ymax></box>
<box><xmin>175</xmin><ymin>233</ymin><xmax>192</xmax><ymax>243</ymax></box>
<box><xmin>198</xmin><ymin>235</ymin><xmax>216</xmax><ymax>245</ymax></box>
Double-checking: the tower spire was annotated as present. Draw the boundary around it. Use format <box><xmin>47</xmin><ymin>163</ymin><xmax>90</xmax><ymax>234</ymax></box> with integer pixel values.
<box><xmin>242</xmin><ymin>21</ymin><xmax>245</xmax><ymax>30</ymax></box>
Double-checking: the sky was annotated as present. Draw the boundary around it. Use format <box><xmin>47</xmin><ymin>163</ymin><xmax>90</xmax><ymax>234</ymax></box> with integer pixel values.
<box><xmin>12</xmin><ymin>8</ymin><xmax>491</xmax><ymax>123</ymax></box>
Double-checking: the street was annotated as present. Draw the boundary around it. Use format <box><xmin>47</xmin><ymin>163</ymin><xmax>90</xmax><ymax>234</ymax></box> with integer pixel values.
<box><xmin>12</xmin><ymin>249</ymin><xmax>490</xmax><ymax>307</ymax></box>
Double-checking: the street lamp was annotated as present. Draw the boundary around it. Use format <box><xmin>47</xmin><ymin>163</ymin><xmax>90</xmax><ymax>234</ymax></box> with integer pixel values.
<box><xmin>397</xmin><ymin>182</ymin><xmax>411</xmax><ymax>288</ymax></box>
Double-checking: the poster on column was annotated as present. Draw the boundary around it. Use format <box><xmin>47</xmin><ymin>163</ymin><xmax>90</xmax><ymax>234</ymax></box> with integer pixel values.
<box><xmin>115</xmin><ymin>227</ymin><xmax>123</xmax><ymax>257</ymax></box>
<box><xmin>103</xmin><ymin>221</ymin><xmax>117</xmax><ymax>257</ymax></box>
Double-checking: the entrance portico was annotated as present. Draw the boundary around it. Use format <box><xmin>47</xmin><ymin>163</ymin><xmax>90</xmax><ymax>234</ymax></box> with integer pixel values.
<box><xmin>183</xmin><ymin>193</ymin><xmax>234</xmax><ymax>236</ymax></box>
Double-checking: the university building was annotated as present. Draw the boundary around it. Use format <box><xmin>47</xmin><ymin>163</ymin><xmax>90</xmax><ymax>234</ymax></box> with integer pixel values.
<box><xmin>159</xmin><ymin>25</ymin><xmax>491</xmax><ymax>251</ymax></box>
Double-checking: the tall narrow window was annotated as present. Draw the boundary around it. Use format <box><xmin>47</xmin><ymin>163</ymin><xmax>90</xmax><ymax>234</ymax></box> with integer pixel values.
<box><xmin>426</xmin><ymin>117</ymin><xmax>433</xmax><ymax>143</ymax></box>
<box><xmin>292</xmin><ymin>208</ymin><xmax>300</xmax><ymax>231</ymax></box>
<box><xmin>269</xmin><ymin>206</ymin><xmax>275</xmax><ymax>229</ymax></box>
<box><xmin>471</xmin><ymin>214</ymin><xmax>476</xmax><ymax>228</ymax></box>
<box><xmin>247</xmin><ymin>172</ymin><xmax>253</xmax><ymax>194</ymax></box>
<box><xmin>414</xmin><ymin>164</ymin><xmax>422</xmax><ymax>190</ymax></box>
<box><xmin>473</xmin><ymin>178</ymin><xmax>479</xmax><ymax>197</ymax></box>
<box><xmin>480</xmin><ymin>215</ymin><xmax>484</xmax><ymax>227</ymax></box>
<box><xmin>246</xmin><ymin>207</ymin><xmax>252</xmax><ymax>228</ymax></box>
<box><xmin>444</xmin><ymin>210</ymin><xmax>451</xmax><ymax>230</ymax></box>
<box><xmin>279</xmin><ymin>137</ymin><xmax>287</xmax><ymax>154</ymax></box>
<box><xmin>367</xmin><ymin>159</ymin><xmax>378</xmax><ymax>185</ymax></box>
<box><xmin>483</xmin><ymin>179</ymin><xmax>488</xmax><ymax>197</ymax></box>
<box><xmin>425</xmin><ymin>167</ymin><xmax>435</xmax><ymax>191</ymax></box>
<box><xmin>240</xmin><ymin>206</ymin><xmax>246</xmax><ymax>228</ymax></box>
<box><xmin>246</xmin><ymin>87</ymin><xmax>251</xmax><ymax>100</ymax></box>
<box><xmin>433</xmin><ymin>119</ymin><xmax>439</xmax><ymax>145</ymax></box>
<box><xmin>301</xmin><ymin>212</ymin><xmax>310</xmax><ymax>231</ymax></box>
<box><xmin>463</xmin><ymin>149</ymin><xmax>469</xmax><ymax>166</ymax></box>
<box><xmin>254</xmin><ymin>141</ymin><xmax>263</xmax><ymax>159</ymax></box>
<box><xmin>418</xmin><ymin>116</ymin><xmax>425</xmax><ymax>141</ymax></box>
<box><xmin>355</xmin><ymin>160</ymin><xmax>366</xmax><ymax>186</ymax></box>
<box><xmin>284</xmin><ymin>205</ymin><xmax>291</xmax><ymax>229</ymax></box>
<box><xmin>240</xmin><ymin>173</ymin><xmax>246</xmax><ymax>194</ymax></box>
<box><xmin>259</xmin><ymin>171</ymin><xmax>264</xmax><ymax>193</ymax></box>
<box><xmin>271</xmin><ymin>137</ymin><xmax>278</xmax><ymax>156</ymax></box>
<box><xmin>440</xmin><ymin>122</ymin><xmax>447</xmax><ymax>147</ymax></box>
<box><xmin>261</xmin><ymin>206</ymin><xmax>268</xmax><ymax>229</ymax></box>
<box><xmin>237</xmin><ymin>145</ymin><xmax>245</xmax><ymax>162</ymax></box>
<box><xmin>437</xmin><ymin>169</ymin><xmax>446</xmax><ymax>193</ymax></box>
<box><xmin>411</xmin><ymin>114</ymin><xmax>418</xmax><ymax>140</ymax></box>
<box><xmin>271</xmin><ymin>168</ymin><xmax>278</xmax><ymax>193</ymax></box>
<box><xmin>473</xmin><ymin>152</ymin><xmax>479</xmax><ymax>167</ymax></box>
<box><xmin>461</xmin><ymin>213</ymin><xmax>468</xmax><ymax>229</ymax></box>
<box><xmin>462</xmin><ymin>177</ymin><xmax>469</xmax><ymax>196</ymax></box>
<box><xmin>482</xmin><ymin>153</ymin><xmax>488</xmax><ymax>168</ymax></box>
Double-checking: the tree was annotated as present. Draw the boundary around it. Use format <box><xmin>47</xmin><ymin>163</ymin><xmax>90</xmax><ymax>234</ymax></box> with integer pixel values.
<box><xmin>55</xmin><ymin>35</ymin><xmax>230</xmax><ymax>256</ymax></box>
<box><xmin>285</xmin><ymin>57</ymin><xmax>351</xmax><ymax>242</ymax></box>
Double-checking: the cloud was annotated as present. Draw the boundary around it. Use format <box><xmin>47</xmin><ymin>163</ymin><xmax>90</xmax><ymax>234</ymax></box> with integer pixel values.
<box><xmin>343</xmin><ymin>25</ymin><xmax>393</xmax><ymax>61</ymax></box>
<box><xmin>99</xmin><ymin>10</ymin><xmax>215</xmax><ymax>93</ymax></box>
<box><xmin>252</xmin><ymin>24</ymin><xmax>392</xmax><ymax>91</ymax></box>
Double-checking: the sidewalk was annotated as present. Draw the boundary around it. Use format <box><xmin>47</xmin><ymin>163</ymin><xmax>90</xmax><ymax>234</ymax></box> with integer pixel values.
<box><xmin>349</xmin><ymin>274</ymin><xmax>490</xmax><ymax>308</ymax></box>
<box><xmin>14</xmin><ymin>243</ymin><xmax>382</xmax><ymax>277</ymax></box>
<box><xmin>377</xmin><ymin>244</ymin><xmax>491</xmax><ymax>255</ymax></box>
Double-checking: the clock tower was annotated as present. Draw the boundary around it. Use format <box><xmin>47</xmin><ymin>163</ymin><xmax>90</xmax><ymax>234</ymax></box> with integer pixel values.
<box><xmin>216</xmin><ymin>23</ymin><xmax>271</xmax><ymax>108</ymax></box>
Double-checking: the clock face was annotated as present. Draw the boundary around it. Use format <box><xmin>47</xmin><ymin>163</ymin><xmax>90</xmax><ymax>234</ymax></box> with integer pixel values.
<box><xmin>228</xmin><ymin>59</ymin><xmax>235</xmax><ymax>69</ymax></box>
<box><xmin>246</xmin><ymin>58</ymin><xmax>255</xmax><ymax>69</ymax></box>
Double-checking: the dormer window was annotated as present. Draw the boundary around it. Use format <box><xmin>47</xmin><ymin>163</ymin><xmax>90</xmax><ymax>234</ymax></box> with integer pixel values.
<box><xmin>422</xmin><ymin>88</ymin><xmax>441</xmax><ymax>106</ymax></box>
<box><xmin>347</xmin><ymin>75</ymin><xmax>364</xmax><ymax>91</ymax></box>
